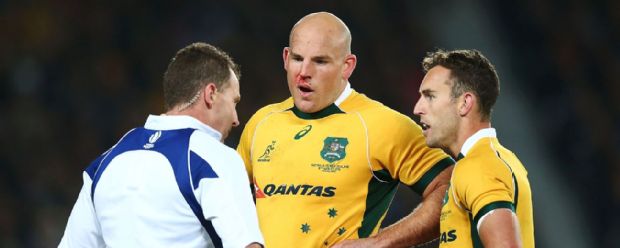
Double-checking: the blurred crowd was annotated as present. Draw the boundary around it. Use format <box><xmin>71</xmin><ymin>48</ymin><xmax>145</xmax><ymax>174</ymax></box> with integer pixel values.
<box><xmin>491</xmin><ymin>1</ymin><xmax>620</xmax><ymax>245</ymax></box>
<box><xmin>0</xmin><ymin>0</ymin><xmax>617</xmax><ymax>247</ymax></box>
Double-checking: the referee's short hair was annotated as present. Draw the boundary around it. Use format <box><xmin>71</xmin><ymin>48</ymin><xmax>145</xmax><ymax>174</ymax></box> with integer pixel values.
<box><xmin>163</xmin><ymin>42</ymin><xmax>240</xmax><ymax>111</ymax></box>
<box><xmin>422</xmin><ymin>49</ymin><xmax>499</xmax><ymax>121</ymax></box>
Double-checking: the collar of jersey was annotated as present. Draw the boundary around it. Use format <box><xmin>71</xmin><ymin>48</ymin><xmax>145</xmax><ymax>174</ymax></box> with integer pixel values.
<box><xmin>290</xmin><ymin>104</ymin><xmax>345</xmax><ymax>120</ymax></box>
<box><xmin>289</xmin><ymin>82</ymin><xmax>351</xmax><ymax>120</ymax></box>
<box><xmin>144</xmin><ymin>114</ymin><xmax>222</xmax><ymax>141</ymax></box>
<box><xmin>459</xmin><ymin>128</ymin><xmax>497</xmax><ymax>157</ymax></box>
<box><xmin>334</xmin><ymin>82</ymin><xmax>352</xmax><ymax>106</ymax></box>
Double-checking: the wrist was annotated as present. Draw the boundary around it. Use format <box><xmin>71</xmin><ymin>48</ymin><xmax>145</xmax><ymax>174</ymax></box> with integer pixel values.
<box><xmin>368</xmin><ymin>234</ymin><xmax>389</xmax><ymax>248</ymax></box>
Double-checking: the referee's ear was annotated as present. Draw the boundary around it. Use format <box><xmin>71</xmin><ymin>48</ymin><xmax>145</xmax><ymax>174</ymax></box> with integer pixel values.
<box><xmin>203</xmin><ymin>83</ymin><xmax>218</xmax><ymax>109</ymax></box>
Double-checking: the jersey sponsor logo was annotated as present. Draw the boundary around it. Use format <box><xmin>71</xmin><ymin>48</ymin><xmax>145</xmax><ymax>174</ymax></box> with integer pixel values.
<box><xmin>439</xmin><ymin>229</ymin><xmax>457</xmax><ymax>243</ymax></box>
<box><xmin>253</xmin><ymin>178</ymin><xmax>266</xmax><ymax>198</ymax></box>
<box><xmin>257</xmin><ymin>140</ymin><xmax>276</xmax><ymax>162</ymax></box>
<box><xmin>294</xmin><ymin>125</ymin><xmax>312</xmax><ymax>140</ymax></box>
<box><xmin>143</xmin><ymin>130</ymin><xmax>161</xmax><ymax>149</ymax></box>
<box><xmin>321</xmin><ymin>137</ymin><xmax>348</xmax><ymax>163</ymax></box>
<box><xmin>261</xmin><ymin>183</ymin><xmax>336</xmax><ymax>197</ymax></box>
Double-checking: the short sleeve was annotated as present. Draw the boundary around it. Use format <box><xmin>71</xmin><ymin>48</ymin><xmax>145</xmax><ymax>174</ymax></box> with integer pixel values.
<box><xmin>452</xmin><ymin>160</ymin><xmax>515</xmax><ymax>218</ymax></box>
<box><xmin>366</xmin><ymin>109</ymin><xmax>453</xmax><ymax>194</ymax></box>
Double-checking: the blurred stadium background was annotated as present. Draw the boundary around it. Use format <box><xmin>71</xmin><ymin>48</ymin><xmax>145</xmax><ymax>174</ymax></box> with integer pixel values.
<box><xmin>1</xmin><ymin>0</ymin><xmax>618</xmax><ymax>247</ymax></box>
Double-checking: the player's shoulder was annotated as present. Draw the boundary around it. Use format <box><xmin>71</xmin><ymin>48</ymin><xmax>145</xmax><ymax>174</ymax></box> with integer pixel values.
<box><xmin>250</xmin><ymin>97</ymin><xmax>294</xmax><ymax>120</ymax></box>
<box><xmin>241</xmin><ymin>97</ymin><xmax>294</xmax><ymax>135</ymax></box>
<box><xmin>455</xmin><ymin>151</ymin><xmax>511</xmax><ymax>179</ymax></box>
<box><xmin>342</xmin><ymin>91</ymin><xmax>412</xmax><ymax>123</ymax></box>
<box><xmin>341</xmin><ymin>91</ymin><xmax>423</xmax><ymax>141</ymax></box>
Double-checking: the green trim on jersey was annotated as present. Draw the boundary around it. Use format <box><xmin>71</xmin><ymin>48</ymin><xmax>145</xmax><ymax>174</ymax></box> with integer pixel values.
<box><xmin>473</xmin><ymin>201</ymin><xmax>515</xmax><ymax>226</ymax></box>
<box><xmin>470</xmin><ymin>201</ymin><xmax>514</xmax><ymax>248</ymax></box>
<box><xmin>512</xmin><ymin>173</ymin><xmax>519</xmax><ymax>209</ymax></box>
<box><xmin>358</xmin><ymin>169</ymin><xmax>398</xmax><ymax>238</ymax></box>
<box><xmin>495</xmin><ymin>151</ymin><xmax>520</xmax><ymax>210</ymax></box>
<box><xmin>410</xmin><ymin>157</ymin><xmax>454</xmax><ymax>194</ymax></box>
<box><xmin>456</xmin><ymin>153</ymin><xmax>465</xmax><ymax>161</ymax></box>
<box><xmin>468</xmin><ymin>212</ymin><xmax>483</xmax><ymax>248</ymax></box>
<box><xmin>290</xmin><ymin>104</ymin><xmax>345</xmax><ymax>120</ymax></box>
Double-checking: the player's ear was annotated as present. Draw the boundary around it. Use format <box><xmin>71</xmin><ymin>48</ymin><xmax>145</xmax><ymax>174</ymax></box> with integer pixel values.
<box><xmin>459</xmin><ymin>92</ymin><xmax>475</xmax><ymax>117</ymax></box>
<box><xmin>283</xmin><ymin>47</ymin><xmax>290</xmax><ymax>70</ymax></box>
<box><xmin>342</xmin><ymin>54</ymin><xmax>357</xmax><ymax>80</ymax></box>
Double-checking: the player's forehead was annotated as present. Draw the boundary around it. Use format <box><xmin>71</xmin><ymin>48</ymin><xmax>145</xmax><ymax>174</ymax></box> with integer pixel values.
<box><xmin>420</xmin><ymin>66</ymin><xmax>453</xmax><ymax>92</ymax></box>
<box><xmin>290</xmin><ymin>32</ymin><xmax>343</xmax><ymax>58</ymax></box>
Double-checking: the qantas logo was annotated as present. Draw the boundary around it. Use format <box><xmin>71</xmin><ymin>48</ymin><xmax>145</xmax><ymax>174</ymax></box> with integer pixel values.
<box><xmin>440</xmin><ymin>229</ymin><xmax>457</xmax><ymax>243</ymax></box>
<box><xmin>253</xmin><ymin>178</ymin><xmax>266</xmax><ymax>198</ymax></box>
<box><xmin>258</xmin><ymin>183</ymin><xmax>336</xmax><ymax>197</ymax></box>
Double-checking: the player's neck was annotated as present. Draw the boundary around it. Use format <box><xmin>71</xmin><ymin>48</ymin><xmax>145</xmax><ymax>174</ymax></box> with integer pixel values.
<box><xmin>450</xmin><ymin>119</ymin><xmax>491</xmax><ymax>158</ymax></box>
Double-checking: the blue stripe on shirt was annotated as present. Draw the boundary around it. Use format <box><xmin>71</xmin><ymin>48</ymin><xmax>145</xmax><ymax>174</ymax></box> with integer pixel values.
<box><xmin>190</xmin><ymin>151</ymin><xmax>219</xmax><ymax>190</ymax></box>
<box><xmin>86</xmin><ymin>127</ymin><xmax>222</xmax><ymax>247</ymax></box>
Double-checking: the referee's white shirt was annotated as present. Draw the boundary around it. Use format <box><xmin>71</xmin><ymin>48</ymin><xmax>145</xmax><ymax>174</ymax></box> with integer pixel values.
<box><xmin>59</xmin><ymin>115</ymin><xmax>264</xmax><ymax>248</ymax></box>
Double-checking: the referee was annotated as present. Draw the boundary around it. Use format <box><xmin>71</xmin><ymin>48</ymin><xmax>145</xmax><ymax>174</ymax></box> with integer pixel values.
<box><xmin>59</xmin><ymin>43</ymin><xmax>264</xmax><ymax>248</ymax></box>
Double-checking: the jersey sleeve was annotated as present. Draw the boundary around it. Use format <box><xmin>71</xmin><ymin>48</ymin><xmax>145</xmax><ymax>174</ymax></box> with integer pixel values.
<box><xmin>197</xmin><ymin>149</ymin><xmax>265</xmax><ymax>247</ymax></box>
<box><xmin>368</xmin><ymin>110</ymin><xmax>454</xmax><ymax>194</ymax></box>
<box><xmin>452</xmin><ymin>160</ymin><xmax>515</xmax><ymax>224</ymax></box>
<box><xmin>58</xmin><ymin>172</ymin><xmax>105</xmax><ymax>248</ymax></box>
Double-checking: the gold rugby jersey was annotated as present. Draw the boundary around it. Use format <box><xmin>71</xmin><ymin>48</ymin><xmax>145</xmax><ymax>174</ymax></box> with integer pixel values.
<box><xmin>439</xmin><ymin>129</ymin><xmax>534</xmax><ymax>247</ymax></box>
<box><xmin>237</xmin><ymin>89</ymin><xmax>454</xmax><ymax>247</ymax></box>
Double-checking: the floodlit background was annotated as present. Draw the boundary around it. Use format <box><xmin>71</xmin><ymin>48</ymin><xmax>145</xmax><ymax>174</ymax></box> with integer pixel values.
<box><xmin>1</xmin><ymin>0</ymin><xmax>617</xmax><ymax>247</ymax></box>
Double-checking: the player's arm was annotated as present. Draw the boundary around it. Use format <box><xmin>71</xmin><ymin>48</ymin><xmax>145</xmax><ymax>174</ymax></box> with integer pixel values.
<box><xmin>478</xmin><ymin>208</ymin><xmax>522</xmax><ymax>247</ymax></box>
<box><xmin>366</xmin><ymin>114</ymin><xmax>454</xmax><ymax>247</ymax></box>
<box><xmin>58</xmin><ymin>172</ymin><xmax>105</xmax><ymax>247</ymax></box>
<box><xmin>334</xmin><ymin>167</ymin><xmax>452</xmax><ymax>247</ymax></box>
<box><xmin>378</xmin><ymin>165</ymin><xmax>452</xmax><ymax>246</ymax></box>
<box><xmin>334</xmin><ymin>166</ymin><xmax>452</xmax><ymax>248</ymax></box>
